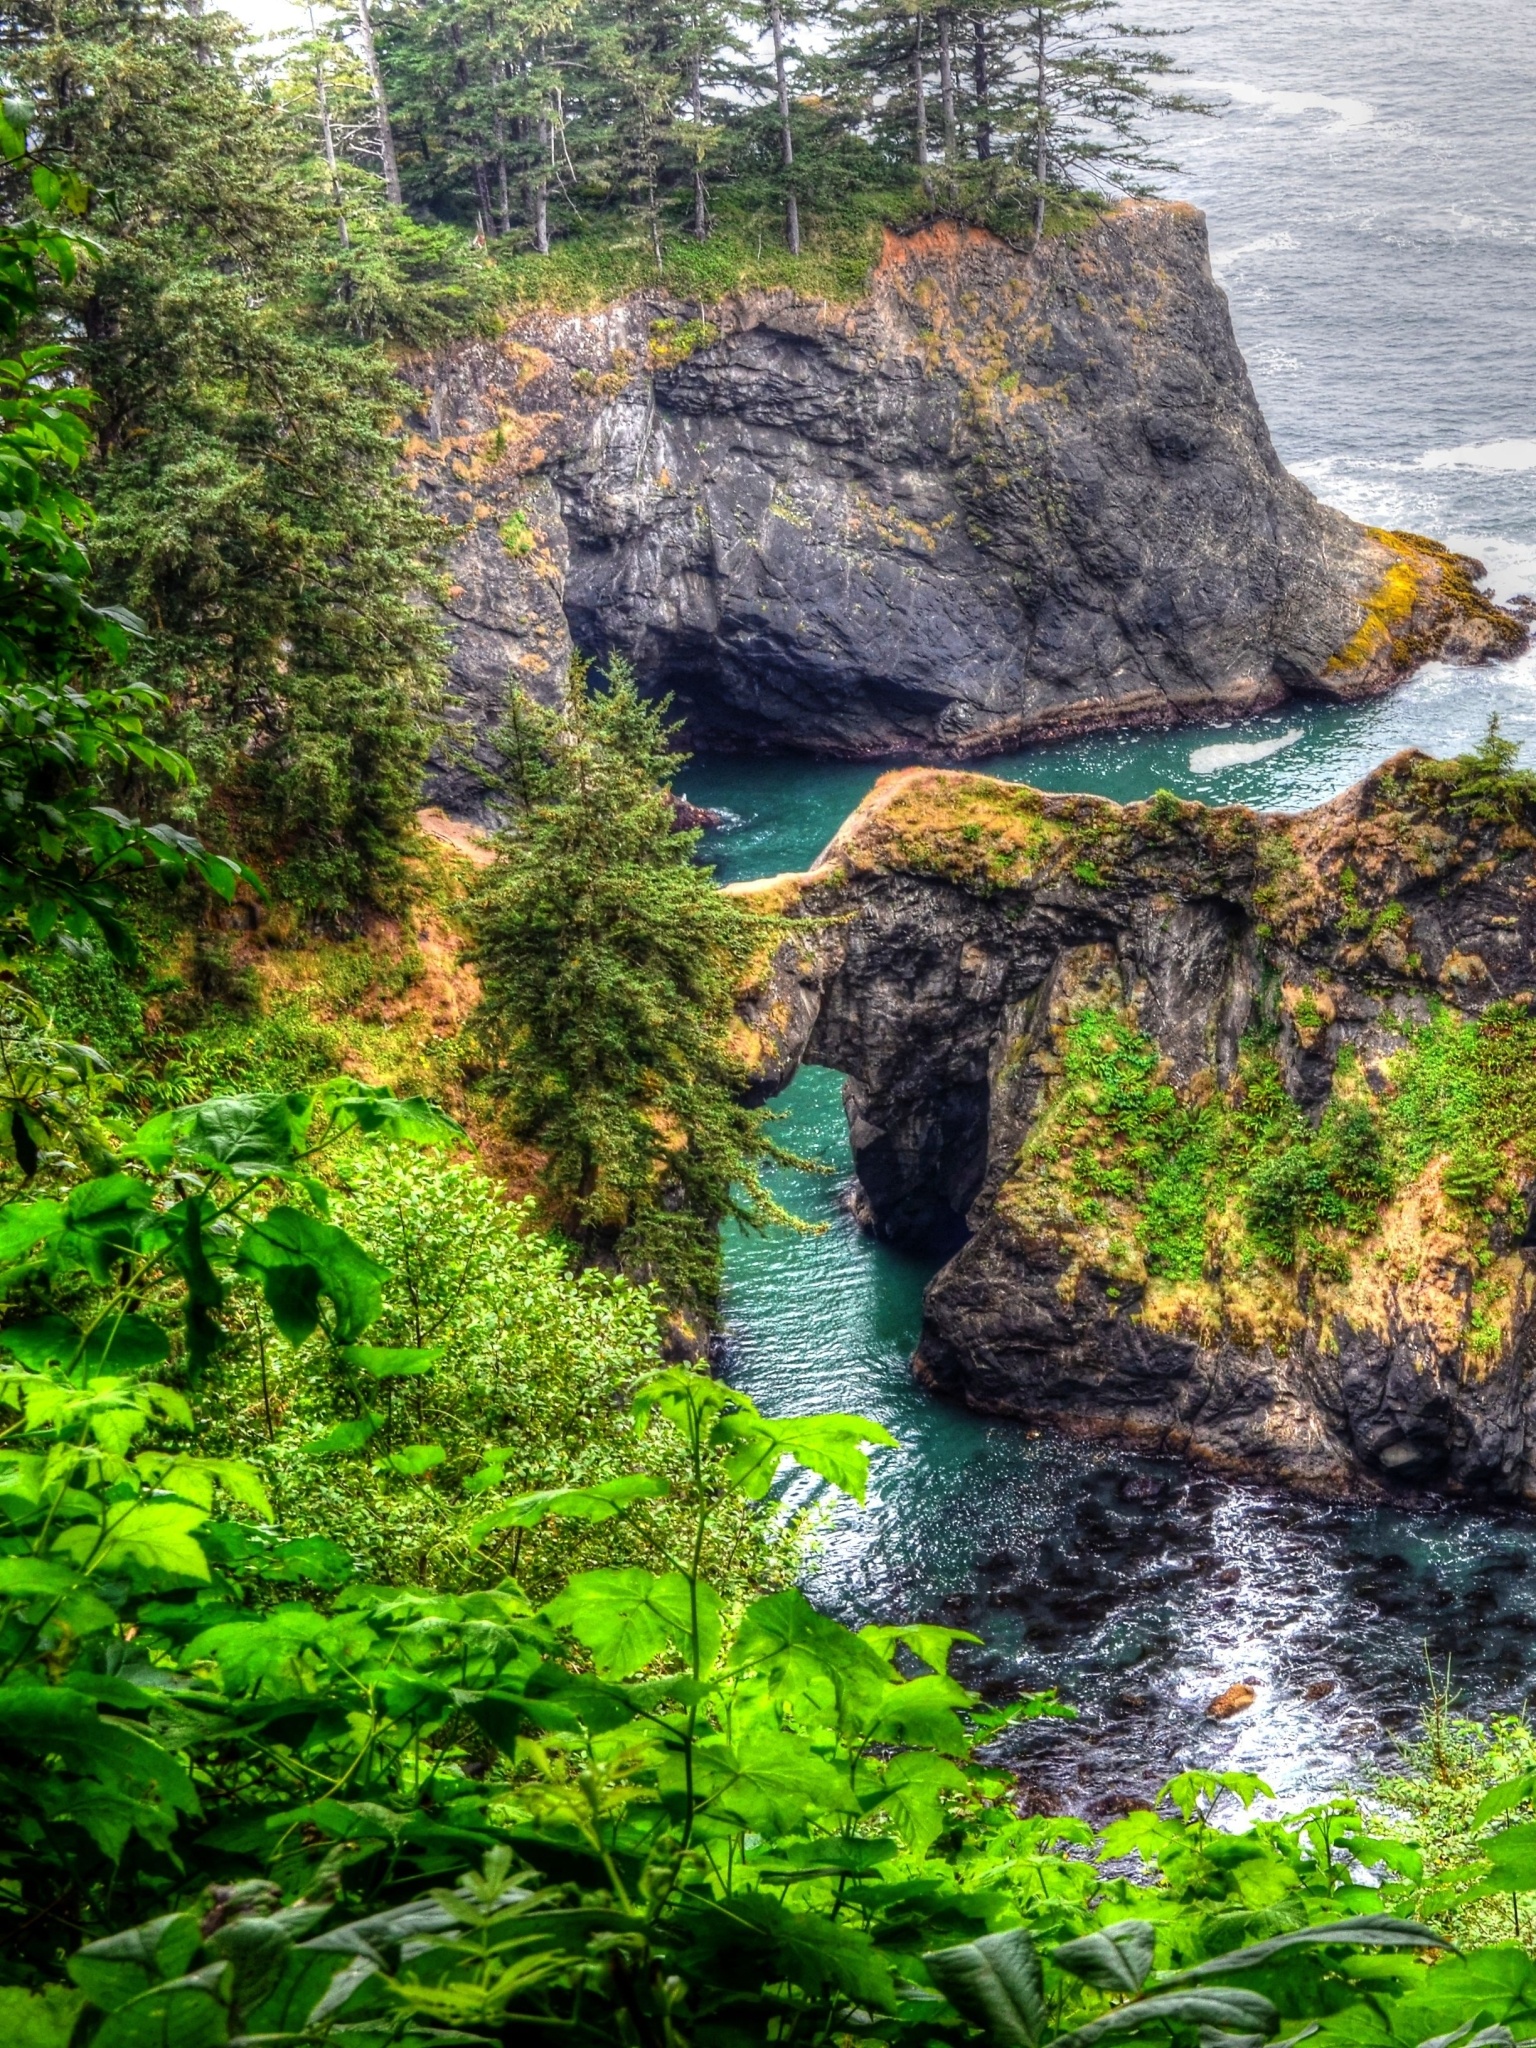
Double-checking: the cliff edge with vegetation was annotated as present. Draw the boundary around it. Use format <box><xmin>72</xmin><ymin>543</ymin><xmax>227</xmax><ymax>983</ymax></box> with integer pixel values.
<box><xmin>406</xmin><ymin>202</ymin><xmax>1521</xmax><ymax>808</ymax></box>
<box><xmin>734</xmin><ymin>736</ymin><xmax>1536</xmax><ymax>1501</ymax></box>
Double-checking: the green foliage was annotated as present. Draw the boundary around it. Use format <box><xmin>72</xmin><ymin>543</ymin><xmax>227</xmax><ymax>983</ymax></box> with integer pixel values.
<box><xmin>1383</xmin><ymin>1000</ymin><xmax>1536</xmax><ymax>1194</ymax></box>
<box><xmin>0</xmin><ymin>1054</ymin><xmax>1532</xmax><ymax>2041</ymax></box>
<box><xmin>0</xmin><ymin>118</ymin><xmax>256</xmax><ymax>959</ymax></box>
<box><xmin>7</xmin><ymin>0</ymin><xmax>446</xmax><ymax>920</ymax></box>
<box><xmin>368</xmin><ymin>0</ymin><xmax>1192</xmax><ymax>268</ymax></box>
<box><xmin>1446</xmin><ymin>714</ymin><xmax>1536</xmax><ymax>827</ymax></box>
<box><xmin>1024</xmin><ymin>993</ymin><xmax>1536</xmax><ymax>1291</ymax></box>
<box><xmin>469</xmin><ymin>660</ymin><xmax>807</xmax><ymax>1311</ymax></box>
<box><xmin>197</xmin><ymin>1146</ymin><xmax>784</xmax><ymax>1599</ymax></box>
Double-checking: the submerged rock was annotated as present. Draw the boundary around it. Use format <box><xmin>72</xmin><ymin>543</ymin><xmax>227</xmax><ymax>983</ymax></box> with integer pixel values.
<box><xmin>404</xmin><ymin>206</ymin><xmax>1522</xmax><ymax>813</ymax></box>
<box><xmin>733</xmin><ymin>750</ymin><xmax>1536</xmax><ymax>1503</ymax></box>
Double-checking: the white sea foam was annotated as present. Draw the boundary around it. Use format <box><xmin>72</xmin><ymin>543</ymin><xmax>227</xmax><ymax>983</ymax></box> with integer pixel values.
<box><xmin>1210</xmin><ymin>231</ymin><xmax>1300</xmax><ymax>273</ymax></box>
<box><xmin>1186</xmin><ymin>77</ymin><xmax>1375</xmax><ymax>132</ymax></box>
<box><xmin>1418</xmin><ymin>438</ymin><xmax>1536</xmax><ymax>473</ymax></box>
<box><xmin>1189</xmin><ymin>729</ymin><xmax>1303</xmax><ymax>775</ymax></box>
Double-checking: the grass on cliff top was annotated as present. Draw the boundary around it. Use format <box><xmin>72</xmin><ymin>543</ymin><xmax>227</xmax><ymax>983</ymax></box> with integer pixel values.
<box><xmin>495</xmin><ymin>194</ymin><xmax>902</xmax><ymax>315</ymax></box>
<box><xmin>492</xmin><ymin>183</ymin><xmax>1111</xmax><ymax>316</ymax></box>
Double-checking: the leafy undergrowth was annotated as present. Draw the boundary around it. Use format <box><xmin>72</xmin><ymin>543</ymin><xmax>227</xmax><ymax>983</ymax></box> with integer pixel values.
<box><xmin>6</xmin><ymin>1047</ymin><xmax>1536</xmax><ymax>2044</ymax></box>
<box><xmin>1378</xmin><ymin>1700</ymin><xmax>1536</xmax><ymax>1952</ymax></box>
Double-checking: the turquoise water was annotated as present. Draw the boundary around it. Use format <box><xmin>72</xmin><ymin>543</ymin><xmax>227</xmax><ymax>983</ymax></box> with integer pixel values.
<box><xmin>684</xmin><ymin>666</ymin><xmax>1536</xmax><ymax>891</ymax></box>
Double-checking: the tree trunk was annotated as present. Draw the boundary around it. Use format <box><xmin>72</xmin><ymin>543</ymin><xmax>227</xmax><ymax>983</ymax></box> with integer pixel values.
<box><xmin>938</xmin><ymin>10</ymin><xmax>956</xmax><ymax>163</ymax></box>
<box><xmin>531</xmin><ymin>42</ymin><xmax>551</xmax><ymax>254</ymax></box>
<box><xmin>309</xmin><ymin>8</ymin><xmax>349</xmax><ymax>247</ymax></box>
<box><xmin>973</xmin><ymin>15</ymin><xmax>990</xmax><ymax>161</ymax></box>
<box><xmin>912</xmin><ymin>14</ymin><xmax>928</xmax><ymax>168</ymax></box>
<box><xmin>494</xmin><ymin>107</ymin><xmax>511</xmax><ymax>236</ymax></box>
<box><xmin>692</xmin><ymin>50</ymin><xmax>708</xmax><ymax>239</ymax></box>
<box><xmin>1033</xmin><ymin>7</ymin><xmax>1047</xmax><ymax>240</ymax></box>
<box><xmin>769</xmin><ymin>0</ymin><xmax>800</xmax><ymax>256</ymax></box>
<box><xmin>473</xmin><ymin>160</ymin><xmax>494</xmax><ymax>242</ymax></box>
<box><xmin>354</xmin><ymin>0</ymin><xmax>402</xmax><ymax>207</ymax></box>
<box><xmin>534</xmin><ymin>111</ymin><xmax>551</xmax><ymax>253</ymax></box>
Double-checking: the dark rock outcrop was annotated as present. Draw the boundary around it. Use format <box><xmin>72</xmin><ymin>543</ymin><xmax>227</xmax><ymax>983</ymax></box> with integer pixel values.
<box><xmin>734</xmin><ymin>756</ymin><xmax>1536</xmax><ymax>1501</ymax></box>
<box><xmin>404</xmin><ymin>207</ymin><xmax>1521</xmax><ymax>811</ymax></box>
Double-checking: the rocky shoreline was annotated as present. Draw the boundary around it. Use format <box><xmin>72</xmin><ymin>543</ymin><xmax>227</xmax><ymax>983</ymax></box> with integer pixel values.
<box><xmin>734</xmin><ymin>748</ymin><xmax>1536</xmax><ymax>1504</ymax></box>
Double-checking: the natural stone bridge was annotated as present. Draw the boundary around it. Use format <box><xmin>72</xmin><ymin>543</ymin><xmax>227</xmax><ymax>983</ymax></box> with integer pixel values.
<box><xmin>731</xmin><ymin>759</ymin><xmax>1536</xmax><ymax>1502</ymax></box>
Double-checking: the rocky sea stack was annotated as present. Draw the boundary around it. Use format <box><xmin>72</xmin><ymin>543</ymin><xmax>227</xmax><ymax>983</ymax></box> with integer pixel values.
<box><xmin>407</xmin><ymin>202</ymin><xmax>1522</xmax><ymax>813</ymax></box>
<box><xmin>735</xmin><ymin>748</ymin><xmax>1536</xmax><ymax>1503</ymax></box>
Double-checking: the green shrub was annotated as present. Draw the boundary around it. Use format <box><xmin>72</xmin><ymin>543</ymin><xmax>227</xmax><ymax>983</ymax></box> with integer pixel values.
<box><xmin>201</xmin><ymin>1147</ymin><xmax>785</xmax><ymax>1599</ymax></box>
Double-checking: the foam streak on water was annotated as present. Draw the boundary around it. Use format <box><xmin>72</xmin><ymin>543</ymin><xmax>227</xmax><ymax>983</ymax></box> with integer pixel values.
<box><xmin>694</xmin><ymin>0</ymin><xmax>1536</xmax><ymax>1811</ymax></box>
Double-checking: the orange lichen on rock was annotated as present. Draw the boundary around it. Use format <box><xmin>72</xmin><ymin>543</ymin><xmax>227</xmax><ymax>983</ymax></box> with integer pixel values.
<box><xmin>1326</xmin><ymin>528</ymin><xmax>1526</xmax><ymax>692</ymax></box>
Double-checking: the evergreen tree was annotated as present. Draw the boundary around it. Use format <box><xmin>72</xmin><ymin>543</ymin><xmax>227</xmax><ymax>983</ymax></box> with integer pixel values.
<box><xmin>1</xmin><ymin>0</ymin><xmax>449</xmax><ymax>917</ymax></box>
<box><xmin>469</xmin><ymin>661</ymin><xmax>803</xmax><ymax>1314</ymax></box>
<box><xmin>1008</xmin><ymin>0</ymin><xmax>1192</xmax><ymax>238</ymax></box>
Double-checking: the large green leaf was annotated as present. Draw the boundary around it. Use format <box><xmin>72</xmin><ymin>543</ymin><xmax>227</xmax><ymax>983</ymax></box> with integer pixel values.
<box><xmin>688</xmin><ymin>1893</ymin><xmax>897</xmax><ymax>2011</ymax></box>
<box><xmin>69</xmin><ymin>1916</ymin><xmax>202</xmax><ymax>2014</ymax></box>
<box><xmin>1474</xmin><ymin>1772</ymin><xmax>1536</xmax><ymax>1830</ymax></box>
<box><xmin>234</xmin><ymin>1208</ymin><xmax>387</xmax><ymax>1345</ymax></box>
<box><xmin>1056</xmin><ymin>1988</ymin><xmax>1278</xmax><ymax>2048</ymax></box>
<box><xmin>378</xmin><ymin>1442</ymin><xmax>444</xmax><ymax>1477</ymax></box>
<box><xmin>306</xmin><ymin>1414</ymin><xmax>382</xmax><ymax>1458</ymax></box>
<box><xmin>0</xmin><ymin>1985</ymin><xmax>85</xmax><ymax>2048</ymax></box>
<box><xmin>57</xmin><ymin>1174</ymin><xmax>153</xmax><ymax>1284</ymax></box>
<box><xmin>1158</xmin><ymin>1914</ymin><xmax>1455</xmax><ymax>1985</ymax></box>
<box><xmin>321</xmin><ymin>1080</ymin><xmax>461</xmax><ymax>1148</ymax></box>
<box><xmin>89</xmin><ymin>1964</ymin><xmax>231</xmax><ymax>2048</ymax></box>
<box><xmin>874</xmin><ymin>1748</ymin><xmax>969</xmax><ymax>1855</ymax></box>
<box><xmin>53</xmin><ymin>1498</ymin><xmax>211</xmax><ymax>1581</ymax></box>
<box><xmin>80</xmin><ymin>1312</ymin><xmax>171</xmax><ymax>1371</ymax></box>
<box><xmin>129</xmin><ymin>1093</ymin><xmax>314</xmax><ymax>1179</ymax></box>
<box><xmin>711</xmin><ymin>1409</ymin><xmax>897</xmax><ymax>1503</ymax></box>
<box><xmin>340</xmin><ymin>1342</ymin><xmax>445</xmax><ymax>1378</ymax></box>
<box><xmin>1052</xmin><ymin>1922</ymin><xmax>1156</xmax><ymax>1995</ymax></box>
<box><xmin>0</xmin><ymin>1312</ymin><xmax>86</xmax><ymax>1367</ymax></box>
<box><xmin>924</xmin><ymin>1927</ymin><xmax>1046</xmax><ymax>2047</ymax></box>
<box><xmin>727</xmin><ymin>1588</ymin><xmax>892</xmax><ymax>1733</ymax></box>
<box><xmin>674</xmin><ymin>1725</ymin><xmax>858</xmax><ymax>1835</ymax></box>
<box><xmin>1469</xmin><ymin>1823</ymin><xmax>1536</xmax><ymax>1896</ymax></box>
<box><xmin>0</xmin><ymin>1197</ymin><xmax>64</xmax><ymax>1265</ymax></box>
<box><xmin>544</xmin><ymin>1567</ymin><xmax>721</xmax><ymax>1679</ymax></box>
<box><xmin>860</xmin><ymin>1621</ymin><xmax>982</xmax><ymax>1674</ymax></box>
<box><xmin>470</xmin><ymin>1474</ymin><xmax>667</xmax><ymax>1542</ymax></box>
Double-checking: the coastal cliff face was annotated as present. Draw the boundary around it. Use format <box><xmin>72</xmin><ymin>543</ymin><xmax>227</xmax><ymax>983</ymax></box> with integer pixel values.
<box><xmin>404</xmin><ymin>206</ymin><xmax>1519</xmax><ymax>811</ymax></box>
<box><xmin>734</xmin><ymin>752</ymin><xmax>1536</xmax><ymax>1501</ymax></box>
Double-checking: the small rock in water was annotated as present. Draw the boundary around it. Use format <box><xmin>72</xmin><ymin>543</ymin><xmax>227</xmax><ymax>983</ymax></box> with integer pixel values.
<box><xmin>1304</xmin><ymin>1679</ymin><xmax>1337</xmax><ymax>1701</ymax></box>
<box><xmin>1214</xmin><ymin>1566</ymin><xmax>1242</xmax><ymax>1586</ymax></box>
<box><xmin>1208</xmin><ymin>1682</ymin><xmax>1258</xmax><ymax>1720</ymax></box>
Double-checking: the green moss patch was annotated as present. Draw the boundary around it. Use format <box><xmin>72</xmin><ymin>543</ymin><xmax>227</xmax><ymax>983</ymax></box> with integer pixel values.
<box><xmin>1001</xmin><ymin>995</ymin><xmax>1536</xmax><ymax>1345</ymax></box>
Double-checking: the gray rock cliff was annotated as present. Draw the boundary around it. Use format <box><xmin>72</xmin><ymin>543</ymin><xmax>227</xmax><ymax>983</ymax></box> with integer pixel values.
<box><xmin>404</xmin><ymin>206</ymin><xmax>1519</xmax><ymax>813</ymax></box>
<box><xmin>734</xmin><ymin>756</ymin><xmax>1536</xmax><ymax>1502</ymax></box>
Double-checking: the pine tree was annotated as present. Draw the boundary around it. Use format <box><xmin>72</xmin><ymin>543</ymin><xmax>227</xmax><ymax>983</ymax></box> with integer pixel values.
<box><xmin>1</xmin><ymin>0</ymin><xmax>447</xmax><ymax>916</ymax></box>
<box><xmin>1010</xmin><ymin>0</ymin><xmax>1190</xmax><ymax>238</ymax></box>
<box><xmin>469</xmin><ymin>661</ymin><xmax>804</xmax><ymax>1314</ymax></box>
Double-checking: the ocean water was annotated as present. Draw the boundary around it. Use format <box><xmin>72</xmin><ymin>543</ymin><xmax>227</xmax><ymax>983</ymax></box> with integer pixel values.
<box><xmin>689</xmin><ymin>0</ymin><xmax>1536</xmax><ymax>1813</ymax></box>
